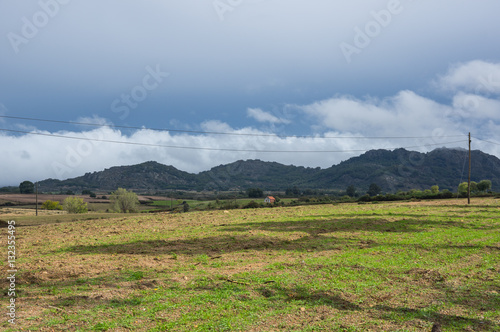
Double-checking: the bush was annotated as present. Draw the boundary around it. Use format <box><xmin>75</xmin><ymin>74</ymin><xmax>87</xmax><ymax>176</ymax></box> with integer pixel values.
<box><xmin>219</xmin><ymin>200</ymin><xmax>240</xmax><ymax>210</ymax></box>
<box><xmin>440</xmin><ymin>189</ymin><xmax>453</xmax><ymax>199</ymax></box>
<box><xmin>358</xmin><ymin>194</ymin><xmax>371</xmax><ymax>202</ymax></box>
<box><xmin>243</xmin><ymin>201</ymin><xmax>260</xmax><ymax>209</ymax></box>
<box><xmin>63</xmin><ymin>197</ymin><xmax>88</xmax><ymax>214</ymax></box>
<box><xmin>340</xmin><ymin>195</ymin><xmax>353</xmax><ymax>202</ymax></box>
<box><xmin>41</xmin><ymin>200</ymin><xmax>63</xmax><ymax>210</ymax></box>
<box><xmin>110</xmin><ymin>188</ymin><xmax>139</xmax><ymax>213</ymax></box>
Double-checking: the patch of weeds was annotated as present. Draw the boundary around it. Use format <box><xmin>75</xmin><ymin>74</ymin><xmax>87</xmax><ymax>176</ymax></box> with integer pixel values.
<box><xmin>92</xmin><ymin>321</ymin><xmax>117</xmax><ymax>331</ymax></box>
<box><xmin>108</xmin><ymin>297</ymin><xmax>143</xmax><ymax>308</ymax></box>
<box><xmin>194</xmin><ymin>254</ymin><xmax>209</xmax><ymax>265</ymax></box>
<box><xmin>124</xmin><ymin>270</ymin><xmax>144</xmax><ymax>281</ymax></box>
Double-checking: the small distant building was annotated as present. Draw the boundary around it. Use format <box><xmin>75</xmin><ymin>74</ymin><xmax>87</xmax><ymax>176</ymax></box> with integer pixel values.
<box><xmin>264</xmin><ymin>196</ymin><xmax>275</xmax><ymax>204</ymax></box>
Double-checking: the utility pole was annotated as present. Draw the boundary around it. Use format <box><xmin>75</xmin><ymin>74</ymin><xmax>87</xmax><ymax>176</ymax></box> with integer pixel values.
<box><xmin>468</xmin><ymin>133</ymin><xmax>471</xmax><ymax>205</ymax></box>
<box><xmin>35</xmin><ymin>181</ymin><xmax>38</xmax><ymax>216</ymax></box>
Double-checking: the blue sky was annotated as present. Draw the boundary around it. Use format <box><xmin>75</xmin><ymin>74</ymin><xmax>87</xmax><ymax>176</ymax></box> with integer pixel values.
<box><xmin>1</xmin><ymin>0</ymin><xmax>500</xmax><ymax>186</ymax></box>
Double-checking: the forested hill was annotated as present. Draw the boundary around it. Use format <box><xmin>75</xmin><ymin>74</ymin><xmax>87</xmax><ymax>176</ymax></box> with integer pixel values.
<box><xmin>35</xmin><ymin>148</ymin><xmax>500</xmax><ymax>193</ymax></box>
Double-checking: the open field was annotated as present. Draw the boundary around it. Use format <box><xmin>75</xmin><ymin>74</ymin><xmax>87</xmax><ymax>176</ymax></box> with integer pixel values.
<box><xmin>0</xmin><ymin>194</ymin><xmax>174</xmax><ymax>206</ymax></box>
<box><xmin>0</xmin><ymin>194</ymin><xmax>176</xmax><ymax>214</ymax></box>
<box><xmin>1</xmin><ymin>198</ymin><xmax>499</xmax><ymax>331</ymax></box>
<box><xmin>149</xmin><ymin>198</ymin><xmax>297</xmax><ymax>211</ymax></box>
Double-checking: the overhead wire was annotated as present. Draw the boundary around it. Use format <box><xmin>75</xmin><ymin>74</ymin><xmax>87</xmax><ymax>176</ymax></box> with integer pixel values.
<box><xmin>0</xmin><ymin>115</ymin><xmax>466</xmax><ymax>140</ymax></box>
<box><xmin>472</xmin><ymin>136</ymin><xmax>500</xmax><ymax>146</ymax></box>
<box><xmin>0</xmin><ymin>127</ymin><xmax>467</xmax><ymax>153</ymax></box>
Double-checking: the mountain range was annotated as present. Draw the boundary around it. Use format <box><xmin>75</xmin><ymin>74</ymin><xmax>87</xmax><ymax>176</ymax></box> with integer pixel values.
<box><xmin>36</xmin><ymin>148</ymin><xmax>500</xmax><ymax>193</ymax></box>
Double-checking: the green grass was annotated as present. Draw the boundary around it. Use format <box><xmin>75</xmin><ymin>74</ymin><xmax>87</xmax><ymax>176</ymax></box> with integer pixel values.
<box><xmin>2</xmin><ymin>198</ymin><xmax>499</xmax><ymax>331</ymax></box>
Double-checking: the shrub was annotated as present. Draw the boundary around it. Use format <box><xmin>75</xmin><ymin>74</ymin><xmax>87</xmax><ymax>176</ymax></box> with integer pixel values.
<box><xmin>63</xmin><ymin>197</ymin><xmax>88</xmax><ymax>214</ymax></box>
<box><xmin>41</xmin><ymin>200</ymin><xmax>63</xmax><ymax>210</ymax></box>
<box><xmin>358</xmin><ymin>194</ymin><xmax>371</xmax><ymax>202</ymax></box>
<box><xmin>110</xmin><ymin>188</ymin><xmax>139</xmax><ymax>213</ymax></box>
<box><xmin>440</xmin><ymin>189</ymin><xmax>453</xmax><ymax>199</ymax></box>
<box><xmin>340</xmin><ymin>195</ymin><xmax>353</xmax><ymax>202</ymax></box>
<box><xmin>220</xmin><ymin>200</ymin><xmax>239</xmax><ymax>210</ymax></box>
<box><xmin>243</xmin><ymin>201</ymin><xmax>260</xmax><ymax>209</ymax></box>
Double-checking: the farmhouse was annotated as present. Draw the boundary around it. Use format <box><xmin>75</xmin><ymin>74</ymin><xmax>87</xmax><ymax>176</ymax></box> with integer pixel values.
<box><xmin>264</xmin><ymin>196</ymin><xmax>275</xmax><ymax>204</ymax></box>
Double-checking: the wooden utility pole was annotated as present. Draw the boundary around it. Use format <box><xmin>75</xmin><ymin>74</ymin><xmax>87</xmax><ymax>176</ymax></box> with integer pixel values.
<box><xmin>35</xmin><ymin>182</ymin><xmax>38</xmax><ymax>216</ymax></box>
<box><xmin>468</xmin><ymin>133</ymin><xmax>471</xmax><ymax>205</ymax></box>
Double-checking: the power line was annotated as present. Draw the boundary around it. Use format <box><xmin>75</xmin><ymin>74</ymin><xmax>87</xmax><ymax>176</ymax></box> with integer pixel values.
<box><xmin>0</xmin><ymin>127</ymin><xmax>467</xmax><ymax>153</ymax></box>
<box><xmin>472</xmin><ymin>136</ymin><xmax>500</xmax><ymax>146</ymax></box>
<box><xmin>0</xmin><ymin>115</ymin><xmax>466</xmax><ymax>140</ymax></box>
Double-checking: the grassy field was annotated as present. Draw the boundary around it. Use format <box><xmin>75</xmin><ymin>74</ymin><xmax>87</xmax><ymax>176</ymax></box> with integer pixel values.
<box><xmin>148</xmin><ymin>198</ymin><xmax>297</xmax><ymax>211</ymax></box>
<box><xmin>1</xmin><ymin>198</ymin><xmax>499</xmax><ymax>331</ymax></box>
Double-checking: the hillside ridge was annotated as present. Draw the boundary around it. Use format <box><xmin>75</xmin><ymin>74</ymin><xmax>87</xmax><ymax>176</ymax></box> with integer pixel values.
<box><xmin>34</xmin><ymin>148</ymin><xmax>500</xmax><ymax>193</ymax></box>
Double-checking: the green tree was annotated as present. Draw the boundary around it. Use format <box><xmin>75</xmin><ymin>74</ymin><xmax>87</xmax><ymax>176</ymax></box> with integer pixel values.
<box><xmin>246</xmin><ymin>188</ymin><xmax>263</xmax><ymax>198</ymax></box>
<box><xmin>470</xmin><ymin>181</ymin><xmax>478</xmax><ymax>193</ymax></box>
<box><xmin>19</xmin><ymin>181</ymin><xmax>34</xmax><ymax>194</ymax></box>
<box><xmin>285</xmin><ymin>186</ymin><xmax>301</xmax><ymax>196</ymax></box>
<box><xmin>431</xmin><ymin>185</ymin><xmax>439</xmax><ymax>194</ymax></box>
<box><xmin>477</xmin><ymin>180</ymin><xmax>492</xmax><ymax>192</ymax></box>
<box><xmin>458</xmin><ymin>182</ymin><xmax>468</xmax><ymax>196</ymax></box>
<box><xmin>63</xmin><ymin>197</ymin><xmax>88</xmax><ymax>214</ymax></box>
<box><xmin>367</xmin><ymin>183</ymin><xmax>381</xmax><ymax>197</ymax></box>
<box><xmin>458</xmin><ymin>181</ymin><xmax>478</xmax><ymax>196</ymax></box>
<box><xmin>346</xmin><ymin>185</ymin><xmax>356</xmax><ymax>197</ymax></box>
<box><xmin>110</xmin><ymin>188</ymin><xmax>139</xmax><ymax>213</ymax></box>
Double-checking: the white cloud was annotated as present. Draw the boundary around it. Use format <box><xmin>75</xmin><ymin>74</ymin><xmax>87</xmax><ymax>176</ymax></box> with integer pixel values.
<box><xmin>452</xmin><ymin>93</ymin><xmax>500</xmax><ymax>121</ymax></box>
<box><xmin>436</xmin><ymin>60</ymin><xmax>500</xmax><ymax>95</ymax></box>
<box><xmin>0</xmin><ymin>124</ymin><xmax>404</xmax><ymax>186</ymax></box>
<box><xmin>0</xmin><ymin>117</ymin><xmax>474</xmax><ymax>187</ymax></box>
<box><xmin>298</xmin><ymin>91</ymin><xmax>456</xmax><ymax>137</ymax></box>
<box><xmin>247</xmin><ymin>108</ymin><xmax>290</xmax><ymax>124</ymax></box>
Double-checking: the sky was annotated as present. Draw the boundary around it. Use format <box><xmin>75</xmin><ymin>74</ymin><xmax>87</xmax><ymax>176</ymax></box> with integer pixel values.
<box><xmin>0</xmin><ymin>0</ymin><xmax>500</xmax><ymax>186</ymax></box>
